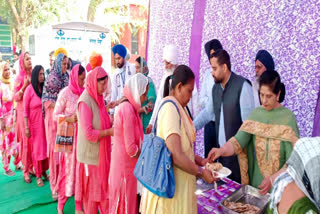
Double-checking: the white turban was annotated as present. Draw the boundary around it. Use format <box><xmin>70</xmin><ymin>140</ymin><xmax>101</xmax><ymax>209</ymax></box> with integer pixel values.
<box><xmin>125</xmin><ymin>73</ymin><xmax>149</xmax><ymax>105</ymax></box>
<box><xmin>163</xmin><ymin>44</ymin><xmax>179</xmax><ymax>65</ymax></box>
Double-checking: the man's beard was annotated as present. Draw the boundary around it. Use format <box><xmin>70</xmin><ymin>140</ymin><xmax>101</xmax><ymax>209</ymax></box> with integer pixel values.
<box><xmin>213</xmin><ymin>76</ymin><xmax>221</xmax><ymax>84</ymax></box>
<box><xmin>253</xmin><ymin>76</ymin><xmax>260</xmax><ymax>90</ymax></box>
<box><xmin>214</xmin><ymin>79</ymin><xmax>221</xmax><ymax>84</ymax></box>
<box><xmin>165</xmin><ymin>67</ymin><xmax>175</xmax><ymax>74</ymax></box>
<box><xmin>117</xmin><ymin>61</ymin><xmax>125</xmax><ymax>68</ymax></box>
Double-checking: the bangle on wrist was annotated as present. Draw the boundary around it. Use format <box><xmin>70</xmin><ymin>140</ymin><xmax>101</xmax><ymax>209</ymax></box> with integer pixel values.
<box><xmin>196</xmin><ymin>166</ymin><xmax>203</xmax><ymax>178</ymax></box>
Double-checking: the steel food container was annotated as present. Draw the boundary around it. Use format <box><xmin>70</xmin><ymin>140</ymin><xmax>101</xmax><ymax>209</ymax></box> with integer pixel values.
<box><xmin>220</xmin><ymin>185</ymin><xmax>270</xmax><ymax>214</ymax></box>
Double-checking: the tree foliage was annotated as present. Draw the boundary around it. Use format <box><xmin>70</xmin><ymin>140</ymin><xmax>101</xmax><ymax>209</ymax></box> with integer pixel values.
<box><xmin>0</xmin><ymin>0</ymin><xmax>69</xmax><ymax>51</ymax></box>
<box><xmin>86</xmin><ymin>0</ymin><xmax>148</xmax><ymax>43</ymax></box>
<box><xmin>87</xmin><ymin>0</ymin><xmax>104</xmax><ymax>22</ymax></box>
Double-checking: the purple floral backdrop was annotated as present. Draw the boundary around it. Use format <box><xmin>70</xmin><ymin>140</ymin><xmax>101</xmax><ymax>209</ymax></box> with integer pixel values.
<box><xmin>146</xmin><ymin>0</ymin><xmax>194</xmax><ymax>84</ymax></box>
<box><xmin>147</xmin><ymin>0</ymin><xmax>320</xmax><ymax>156</ymax></box>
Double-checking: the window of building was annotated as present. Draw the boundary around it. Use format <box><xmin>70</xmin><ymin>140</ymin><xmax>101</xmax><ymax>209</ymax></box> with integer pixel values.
<box><xmin>131</xmin><ymin>26</ymin><xmax>138</xmax><ymax>55</ymax></box>
<box><xmin>29</xmin><ymin>35</ymin><xmax>35</xmax><ymax>55</ymax></box>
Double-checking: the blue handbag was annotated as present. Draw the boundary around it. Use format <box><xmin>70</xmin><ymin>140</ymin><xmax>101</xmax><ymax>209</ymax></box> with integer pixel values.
<box><xmin>134</xmin><ymin>100</ymin><xmax>180</xmax><ymax>198</ymax></box>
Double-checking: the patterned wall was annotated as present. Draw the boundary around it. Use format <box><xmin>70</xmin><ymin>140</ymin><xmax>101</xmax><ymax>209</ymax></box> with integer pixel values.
<box><xmin>147</xmin><ymin>0</ymin><xmax>195</xmax><ymax>88</ymax></box>
<box><xmin>147</xmin><ymin>0</ymin><xmax>320</xmax><ymax>156</ymax></box>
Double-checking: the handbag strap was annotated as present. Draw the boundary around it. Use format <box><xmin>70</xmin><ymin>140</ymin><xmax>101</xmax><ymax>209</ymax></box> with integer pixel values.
<box><xmin>153</xmin><ymin>100</ymin><xmax>181</xmax><ymax>134</ymax></box>
<box><xmin>185</xmin><ymin>105</ymin><xmax>193</xmax><ymax>120</ymax></box>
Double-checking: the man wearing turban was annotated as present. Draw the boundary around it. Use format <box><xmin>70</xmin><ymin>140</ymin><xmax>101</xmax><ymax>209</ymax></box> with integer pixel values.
<box><xmin>145</xmin><ymin>44</ymin><xmax>200</xmax><ymax>134</ymax></box>
<box><xmin>253</xmin><ymin>50</ymin><xmax>275</xmax><ymax>107</ymax></box>
<box><xmin>109</xmin><ymin>44</ymin><xmax>136</xmax><ymax>115</ymax></box>
<box><xmin>199</xmin><ymin>39</ymin><xmax>223</xmax><ymax>157</ymax></box>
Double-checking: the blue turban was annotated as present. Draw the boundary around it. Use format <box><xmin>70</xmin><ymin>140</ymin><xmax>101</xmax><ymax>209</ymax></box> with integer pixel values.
<box><xmin>112</xmin><ymin>44</ymin><xmax>127</xmax><ymax>59</ymax></box>
<box><xmin>255</xmin><ymin>50</ymin><xmax>275</xmax><ymax>71</ymax></box>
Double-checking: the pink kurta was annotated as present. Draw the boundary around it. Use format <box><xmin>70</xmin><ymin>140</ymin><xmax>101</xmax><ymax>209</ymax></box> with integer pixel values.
<box><xmin>14</xmin><ymin>77</ymin><xmax>31</xmax><ymax>176</ymax></box>
<box><xmin>54</xmin><ymin>87</ymin><xmax>78</xmax><ymax>195</ymax></box>
<box><xmin>23</xmin><ymin>85</ymin><xmax>48</xmax><ymax>177</ymax></box>
<box><xmin>54</xmin><ymin>87</ymin><xmax>82</xmax><ymax>210</ymax></box>
<box><xmin>44</xmin><ymin>100</ymin><xmax>59</xmax><ymax>192</ymax></box>
<box><xmin>0</xmin><ymin>80</ymin><xmax>19</xmax><ymax>171</ymax></box>
<box><xmin>14</xmin><ymin>77</ymin><xmax>27</xmax><ymax>144</ymax></box>
<box><xmin>77</xmin><ymin>102</ymin><xmax>110</xmax><ymax>213</ymax></box>
<box><xmin>109</xmin><ymin>101</ymin><xmax>142</xmax><ymax>214</ymax></box>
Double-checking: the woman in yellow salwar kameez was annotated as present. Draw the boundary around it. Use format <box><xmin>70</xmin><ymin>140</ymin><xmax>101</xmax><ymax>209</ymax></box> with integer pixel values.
<box><xmin>209</xmin><ymin>70</ymin><xmax>299</xmax><ymax>194</ymax></box>
<box><xmin>141</xmin><ymin>65</ymin><xmax>216</xmax><ymax>214</ymax></box>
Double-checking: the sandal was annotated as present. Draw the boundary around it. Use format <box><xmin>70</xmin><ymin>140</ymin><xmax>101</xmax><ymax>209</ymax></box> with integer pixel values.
<box><xmin>57</xmin><ymin>207</ymin><xmax>64</xmax><ymax>214</ymax></box>
<box><xmin>24</xmin><ymin>175</ymin><xmax>31</xmax><ymax>183</ymax></box>
<box><xmin>4</xmin><ymin>169</ymin><xmax>16</xmax><ymax>176</ymax></box>
<box><xmin>52</xmin><ymin>192</ymin><xmax>58</xmax><ymax>201</ymax></box>
<box><xmin>37</xmin><ymin>178</ymin><xmax>44</xmax><ymax>187</ymax></box>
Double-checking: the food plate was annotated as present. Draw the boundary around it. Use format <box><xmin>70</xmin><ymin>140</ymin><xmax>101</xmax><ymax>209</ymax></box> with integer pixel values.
<box><xmin>202</xmin><ymin>166</ymin><xmax>232</xmax><ymax>179</ymax></box>
<box><xmin>214</xmin><ymin>167</ymin><xmax>232</xmax><ymax>178</ymax></box>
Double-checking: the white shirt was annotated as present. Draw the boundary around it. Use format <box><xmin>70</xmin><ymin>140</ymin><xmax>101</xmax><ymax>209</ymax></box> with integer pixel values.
<box><xmin>110</xmin><ymin>61</ymin><xmax>136</xmax><ymax>114</ymax></box>
<box><xmin>199</xmin><ymin>69</ymin><xmax>215</xmax><ymax>116</ymax></box>
<box><xmin>149</xmin><ymin>71</ymin><xmax>200</xmax><ymax>126</ymax></box>
<box><xmin>13</xmin><ymin>60</ymin><xmax>19</xmax><ymax>72</ymax></box>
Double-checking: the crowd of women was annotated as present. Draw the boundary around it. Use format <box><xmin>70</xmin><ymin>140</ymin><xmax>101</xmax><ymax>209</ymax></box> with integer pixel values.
<box><xmin>0</xmin><ymin>41</ymin><xmax>319</xmax><ymax>214</ymax></box>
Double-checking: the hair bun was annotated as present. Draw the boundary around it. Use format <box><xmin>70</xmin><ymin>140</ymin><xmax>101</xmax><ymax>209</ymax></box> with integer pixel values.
<box><xmin>279</xmin><ymin>82</ymin><xmax>286</xmax><ymax>103</ymax></box>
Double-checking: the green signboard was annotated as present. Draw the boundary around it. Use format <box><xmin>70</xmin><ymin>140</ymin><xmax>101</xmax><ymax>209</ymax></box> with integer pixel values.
<box><xmin>0</xmin><ymin>23</ymin><xmax>12</xmax><ymax>60</ymax></box>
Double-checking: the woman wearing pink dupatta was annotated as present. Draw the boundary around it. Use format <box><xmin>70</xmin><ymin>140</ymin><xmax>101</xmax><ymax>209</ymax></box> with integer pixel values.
<box><xmin>54</xmin><ymin>64</ymin><xmax>85</xmax><ymax>214</ymax></box>
<box><xmin>109</xmin><ymin>73</ymin><xmax>149</xmax><ymax>214</ymax></box>
<box><xmin>13</xmin><ymin>52</ymin><xmax>33</xmax><ymax>182</ymax></box>
<box><xmin>77</xmin><ymin>66</ymin><xmax>113</xmax><ymax>214</ymax></box>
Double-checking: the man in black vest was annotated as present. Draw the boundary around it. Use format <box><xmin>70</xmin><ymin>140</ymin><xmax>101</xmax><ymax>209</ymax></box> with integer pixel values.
<box><xmin>199</xmin><ymin>39</ymin><xmax>222</xmax><ymax>157</ymax></box>
<box><xmin>194</xmin><ymin>49</ymin><xmax>255</xmax><ymax>183</ymax></box>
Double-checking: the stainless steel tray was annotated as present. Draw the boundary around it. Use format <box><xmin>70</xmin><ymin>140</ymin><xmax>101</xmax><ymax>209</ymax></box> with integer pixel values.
<box><xmin>220</xmin><ymin>185</ymin><xmax>270</xmax><ymax>214</ymax></box>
